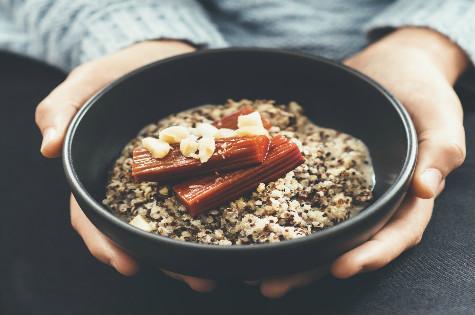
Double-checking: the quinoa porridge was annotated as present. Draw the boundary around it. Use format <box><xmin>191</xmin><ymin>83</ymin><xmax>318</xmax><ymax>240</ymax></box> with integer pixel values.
<box><xmin>103</xmin><ymin>99</ymin><xmax>374</xmax><ymax>245</ymax></box>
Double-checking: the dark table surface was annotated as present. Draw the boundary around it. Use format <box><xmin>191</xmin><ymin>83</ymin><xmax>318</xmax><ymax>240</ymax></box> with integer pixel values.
<box><xmin>0</xmin><ymin>52</ymin><xmax>473</xmax><ymax>315</ymax></box>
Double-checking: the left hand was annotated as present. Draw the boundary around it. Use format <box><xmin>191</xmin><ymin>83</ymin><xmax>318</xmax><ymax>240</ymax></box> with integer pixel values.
<box><xmin>70</xmin><ymin>196</ymin><xmax>217</xmax><ymax>292</ymax></box>
<box><xmin>251</xmin><ymin>27</ymin><xmax>468</xmax><ymax>298</ymax></box>
<box><xmin>37</xmin><ymin>40</ymin><xmax>217</xmax><ymax>292</ymax></box>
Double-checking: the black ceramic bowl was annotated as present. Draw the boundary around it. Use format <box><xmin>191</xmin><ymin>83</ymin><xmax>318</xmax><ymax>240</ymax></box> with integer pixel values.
<box><xmin>63</xmin><ymin>48</ymin><xmax>417</xmax><ymax>279</ymax></box>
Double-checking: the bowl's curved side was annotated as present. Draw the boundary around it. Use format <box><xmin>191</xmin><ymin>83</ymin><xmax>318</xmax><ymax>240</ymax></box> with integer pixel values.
<box><xmin>70</xmin><ymin>183</ymin><xmax>408</xmax><ymax>279</ymax></box>
<box><xmin>63</xmin><ymin>48</ymin><xmax>417</xmax><ymax>279</ymax></box>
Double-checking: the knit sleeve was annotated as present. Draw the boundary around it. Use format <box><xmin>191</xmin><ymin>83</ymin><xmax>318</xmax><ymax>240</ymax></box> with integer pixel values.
<box><xmin>364</xmin><ymin>0</ymin><xmax>475</xmax><ymax>66</ymax></box>
<box><xmin>2</xmin><ymin>0</ymin><xmax>227</xmax><ymax>70</ymax></box>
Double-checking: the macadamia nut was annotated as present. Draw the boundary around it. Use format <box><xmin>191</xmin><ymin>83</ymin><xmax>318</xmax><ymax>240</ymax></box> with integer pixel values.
<box><xmin>142</xmin><ymin>137</ymin><xmax>171</xmax><ymax>158</ymax></box>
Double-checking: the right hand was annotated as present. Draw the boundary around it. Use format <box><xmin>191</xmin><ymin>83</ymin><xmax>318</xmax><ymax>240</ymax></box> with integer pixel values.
<box><xmin>36</xmin><ymin>40</ymin><xmax>217</xmax><ymax>292</ymax></box>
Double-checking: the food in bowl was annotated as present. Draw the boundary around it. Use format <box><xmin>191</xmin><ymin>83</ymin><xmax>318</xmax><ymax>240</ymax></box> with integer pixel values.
<box><xmin>103</xmin><ymin>99</ymin><xmax>374</xmax><ymax>245</ymax></box>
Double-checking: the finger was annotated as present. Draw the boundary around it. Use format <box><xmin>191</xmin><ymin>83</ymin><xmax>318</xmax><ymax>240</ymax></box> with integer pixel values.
<box><xmin>70</xmin><ymin>195</ymin><xmax>139</xmax><ymax>276</ymax></box>
<box><xmin>260</xmin><ymin>267</ymin><xmax>328</xmax><ymax>299</ymax></box>
<box><xmin>402</xmin><ymin>83</ymin><xmax>466</xmax><ymax>199</ymax></box>
<box><xmin>437</xmin><ymin>179</ymin><xmax>446</xmax><ymax>196</ymax></box>
<box><xmin>331</xmin><ymin>195</ymin><xmax>433</xmax><ymax>279</ymax></box>
<box><xmin>35</xmin><ymin>66</ymin><xmax>110</xmax><ymax>158</ymax></box>
<box><xmin>162</xmin><ymin>270</ymin><xmax>216</xmax><ymax>292</ymax></box>
<box><xmin>35</xmin><ymin>41</ymin><xmax>195</xmax><ymax>158</ymax></box>
<box><xmin>413</xmin><ymin>127</ymin><xmax>466</xmax><ymax>199</ymax></box>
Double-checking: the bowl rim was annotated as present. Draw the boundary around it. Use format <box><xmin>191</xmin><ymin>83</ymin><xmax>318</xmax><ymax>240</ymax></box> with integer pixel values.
<box><xmin>63</xmin><ymin>47</ymin><xmax>417</xmax><ymax>253</ymax></box>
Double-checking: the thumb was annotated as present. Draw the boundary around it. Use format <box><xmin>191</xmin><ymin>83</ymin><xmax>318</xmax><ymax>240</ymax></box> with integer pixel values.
<box><xmin>413</xmin><ymin>127</ymin><xmax>466</xmax><ymax>199</ymax></box>
<box><xmin>35</xmin><ymin>65</ymin><xmax>109</xmax><ymax>157</ymax></box>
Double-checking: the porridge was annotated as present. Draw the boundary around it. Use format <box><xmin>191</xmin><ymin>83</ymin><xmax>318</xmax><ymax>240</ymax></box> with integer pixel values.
<box><xmin>103</xmin><ymin>99</ymin><xmax>374</xmax><ymax>245</ymax></box>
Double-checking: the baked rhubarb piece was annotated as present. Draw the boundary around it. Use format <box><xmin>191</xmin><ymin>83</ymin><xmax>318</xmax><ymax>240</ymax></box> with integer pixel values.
<box><xmin>132</xmin><ymin>135</ymin><xmax>270</xmax><ymax>182</ymax></box>
<box><xmin>173</xmin><ymin>135</ymin><xmax>305</xmax><ymax>216</ymax></box>
<box><xmin>214</xmin><ymin>105</ymin><xmax>272</xmax><ymax>130</ymax></box>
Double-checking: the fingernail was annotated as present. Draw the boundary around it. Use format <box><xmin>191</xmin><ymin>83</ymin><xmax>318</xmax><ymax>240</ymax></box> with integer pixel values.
<box><xmin>40</xmin><ymin>128</ymin><xmax>57</xmax><ymax>153</ymax></box>
<box><xmin>420</xmin><ymin>168</ymin><xmax>442</xmax><ymax>197</ymax></box>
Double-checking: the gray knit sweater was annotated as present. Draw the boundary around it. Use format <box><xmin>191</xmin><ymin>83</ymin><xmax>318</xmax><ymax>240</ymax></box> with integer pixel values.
<box><xmin>0</xmin><ymin>0</ymin><xmax>474</xmax><ymax>72</ymax></box>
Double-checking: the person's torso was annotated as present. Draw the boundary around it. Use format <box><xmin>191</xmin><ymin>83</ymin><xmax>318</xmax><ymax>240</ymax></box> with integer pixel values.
<box><xmin>202</xmin><ymin>0</ymin><xmax>394</xmax><ymax>60</ymax></box>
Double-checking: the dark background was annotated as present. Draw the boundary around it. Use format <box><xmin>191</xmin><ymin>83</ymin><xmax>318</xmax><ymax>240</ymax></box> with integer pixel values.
<box><xmin>0</xmin><ymin>52</ymin><xmax>473</xmax><ymax>315</ymax></box>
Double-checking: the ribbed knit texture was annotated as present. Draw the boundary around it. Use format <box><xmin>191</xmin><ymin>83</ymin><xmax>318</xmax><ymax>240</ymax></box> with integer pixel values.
<box><xmin>0</xmin><ymin>0</ymin><xmax>474</xmax><ymax>71</ymax></box>
<box><xmin>0</xmin><ymin>0</ymin><xmax>227</xmax><ymax>70</ymax></box>
<box><xmin>364</xmin><ymin>0</ymin><xmax>475</xmax><ymax>64</ymax></box>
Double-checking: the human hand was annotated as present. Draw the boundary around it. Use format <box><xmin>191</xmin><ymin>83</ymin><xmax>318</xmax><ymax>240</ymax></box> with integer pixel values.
<box><xmin>69</xmin><ymin>195</ymin><xmax>216</xmax><ymax>292</ymax></box>
<box><xmin>36</xmin><ymin>40</ymin><xmax>195</xmax><ymax>157</ymax></box>
<box><xmin>36</xmin><ymin>40</ymin><xmax>217</xmax><ymax>292</ymax></box>
<box><xmin>253</xmin><ymin>27</ymin><xmax>468</xmax><ymax>298</ymax></box>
